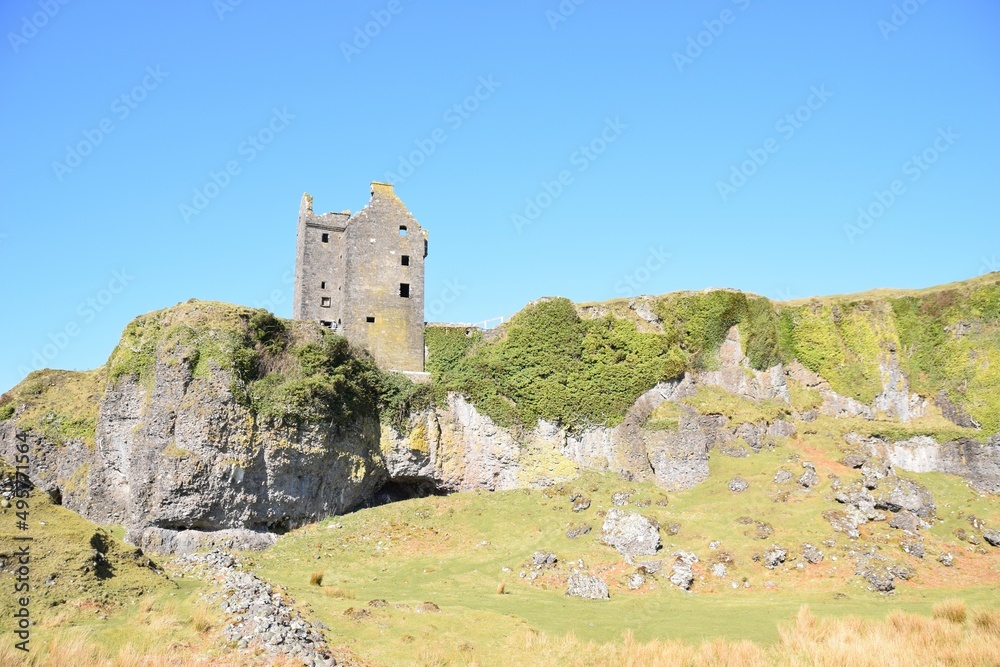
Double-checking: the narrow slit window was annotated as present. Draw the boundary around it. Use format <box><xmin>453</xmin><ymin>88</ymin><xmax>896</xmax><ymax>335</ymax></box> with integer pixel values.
<box><xmin>320</xmin><ymin>281</ymin><xmax>327</xmax><ymax>289</ymax></box>
<box><xmin>321</xmin><ymin>233</ymin><xmax>329</xmax><ymax>243</ymax></box>
<box><xmin>399</xmin><ymin>283</ymin><xmax>410</xmax><ymax>298</ymax></box>
<box><xmin>399</xmin><ymin>226</ymin><xmax>407</xmax><ymax>236</ymax></box>
<box><xmin>401</xmin><ymin>255</ymin><xmax>410</xmax><ymax>266</ymax></box>
<box><xmin>366</xmin><ymin>316</ymin><xmax>376</xmax><ymax>323</ymax></box>
<box><xmin>320</xmin><ymin>297</ymin><xmax>331</xmax><ymax>308</ymax></box>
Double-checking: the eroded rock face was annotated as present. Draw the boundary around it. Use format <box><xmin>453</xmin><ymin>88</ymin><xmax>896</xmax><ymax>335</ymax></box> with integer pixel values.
<box><xmin>1</xmin><ymin>354</ymin><xmax>386</xmax><ymax>553</ymax></box>
<box><xmin>879</xmin><ymin>435</ymin><xmax>1000</xmax><ymax>495</ymax></box>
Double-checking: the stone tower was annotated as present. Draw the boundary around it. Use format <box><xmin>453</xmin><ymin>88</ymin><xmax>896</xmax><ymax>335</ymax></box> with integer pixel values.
<box><xmin>293</xmin><ymin>182</ymin><xmax>428</xmax><ymax>373</ymax></box>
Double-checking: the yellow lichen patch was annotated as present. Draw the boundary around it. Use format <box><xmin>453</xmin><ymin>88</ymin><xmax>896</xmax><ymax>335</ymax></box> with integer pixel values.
<box><xmin>407</xmin><ymin>419</ymin><xmax>430</xmax><ymax>454</ymax></box>
<box><xmin>516</xmin><ymin>432</ymin><xmax>578</xmax><ymax>487</ymax></box>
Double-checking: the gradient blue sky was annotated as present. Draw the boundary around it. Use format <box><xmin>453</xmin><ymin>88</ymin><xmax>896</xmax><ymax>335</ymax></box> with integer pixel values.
<box><xmin>1</xmin><ymin>1</ymin><xmax>998</xmax><ymax>392</ymax></box>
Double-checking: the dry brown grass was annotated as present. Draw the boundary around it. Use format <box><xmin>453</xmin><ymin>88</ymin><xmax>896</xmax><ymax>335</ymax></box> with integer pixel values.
<box><xmin>934</xmin><ymin>599</ymin><xmax>969</xmax><ymax>624</ymax></box>
<box><xmin>496</xmin><ymin>581</ymin><xmax>506</xmax><ymax>595</ymax></box>
<box><xmin>484</xmin><ymin>605</ymin><xmax>1000</xmax><ymax>667</ymax></box>
<box><xmin>321</xmin><ymin>586</ymin><xmax>354</xmax><ymax>599</ymax></box>
<box><xmin>309</xmin><ymin>570</ymin><xmax>324</xmax><ymax>586</ymax></box>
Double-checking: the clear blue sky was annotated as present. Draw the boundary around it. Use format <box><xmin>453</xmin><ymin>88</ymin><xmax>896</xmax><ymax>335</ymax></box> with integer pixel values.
<box><xmin>1</xmin><ymin>1</ymin><xmax>998</xmax><ymax>392</ymax></box>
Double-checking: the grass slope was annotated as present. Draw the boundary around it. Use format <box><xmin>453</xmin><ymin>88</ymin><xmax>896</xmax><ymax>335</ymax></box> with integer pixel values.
<box><xmin>251</xmin><ymin>427</ymin><xmax>999</xmax><ymax>666</ymax></box>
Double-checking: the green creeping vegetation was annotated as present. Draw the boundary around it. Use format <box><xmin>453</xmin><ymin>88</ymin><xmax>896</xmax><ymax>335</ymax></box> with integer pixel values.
<box><xmin>104</xmin><ymin>300</ymin><xmax>424</xmax><ymax>430</ymax></box>
<box><xmin>426</xmin><ymin>278</ymin><xmax>1000</xmax><ymax>434</ymax></box>
<box><xmin>426</xmin><ymin>299</ymin><xmax>686</xmax><ymax>429</ymax></box>
<box><xmin>681</xmin><ymin>385</ymin><xmax>791</xmax><ymax>426</ymax></box>
<box><xmin>777</xmin><ymin>275</ymin><xmax>1000</xmax><ymax>433</ymax></box>
<box><xmin>0</xmin><ymin>369</ymin><xmax>103</xmax><ymax>447</ymax></box>
<box><xmin>654</xmin><ymin>291</ymin><xmax>783</xmax><ymax>371</ymax></box>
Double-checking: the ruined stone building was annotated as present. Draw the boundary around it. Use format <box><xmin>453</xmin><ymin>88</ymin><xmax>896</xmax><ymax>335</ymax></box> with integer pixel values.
<box><xmin>293</xmin><ymin>182</ymin><xmax>428</xmax><ymax>373</ymax></box>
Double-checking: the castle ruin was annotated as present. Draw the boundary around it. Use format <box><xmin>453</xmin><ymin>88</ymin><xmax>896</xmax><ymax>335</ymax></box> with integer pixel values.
<box><xmin>293</xmin><ymin>182</ymin><xmax>428</xmax><ymax>374</ymax></box>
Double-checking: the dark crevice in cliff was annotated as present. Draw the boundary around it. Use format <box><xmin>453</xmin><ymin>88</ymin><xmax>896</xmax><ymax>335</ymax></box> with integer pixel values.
<box><xmin>366</xmin><ymin>476</ymin><xmax>450</xmax><ymax>508</ymax></box>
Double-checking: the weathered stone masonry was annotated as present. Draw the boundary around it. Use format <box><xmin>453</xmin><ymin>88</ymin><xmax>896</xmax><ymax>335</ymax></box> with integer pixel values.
<box><xmin>293</xmin><ymin>182</ymin><xmax>428</xmax><ymax>373</ymax></box>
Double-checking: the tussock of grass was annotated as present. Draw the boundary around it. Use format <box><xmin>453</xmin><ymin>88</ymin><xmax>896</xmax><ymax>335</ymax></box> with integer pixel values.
<box><xmin>933</xmin><ymin>599</ymin><xmax>968</xmax><ymax>624</ymax></box>
<box><xmin>309</xmin><ymin>570</ymin><xmax>324</xmax><ymax>586</ymax></box>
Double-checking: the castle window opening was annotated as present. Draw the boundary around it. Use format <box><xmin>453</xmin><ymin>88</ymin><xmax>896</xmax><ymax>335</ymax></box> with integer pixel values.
<box><xmin>320</xmin><ymin>297</ymin><xmax>332</xmax><ymax>308</ymax></box>
<box><xmin>366</xmin><ymin>316</ymin><xmax>376</xmax><ymax>323</ymax></box>
<box><xmin>399</xmin><ymin>226</ymin><xmax>407</xmax><ymax>236</ymax></box>
<box><xmin>320</xmin><ymin>281</ymin><xmax>326</xmax><ymax>289</ymax></box>
<box><xmin>401</xmin><ymin>255</ymin><xmax>409</xmax><ymax>266</ymax></box>
<box><xmin>399</xmin><ymin>283</ymin><xmax>410</xmax><ymax>298</ymax></box>
<box><xmin>321</xmin><ymin>233</ymin><xmax>329</xmax><ymax>243</ymax></box>
<box><xmin>320</xmin><ymin>320</ymin><xmax>333</xmax><ymax>329</ymax></box>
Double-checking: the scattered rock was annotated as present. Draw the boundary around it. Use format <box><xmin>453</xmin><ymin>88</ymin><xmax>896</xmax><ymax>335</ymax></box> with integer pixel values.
<box><xmin>571</xmin><ymin>496</ymin><xmax>592</xmax><ymax>512</ymax></box>
<box><xmin>627</xmin><ymin>572</ymin><xmax>646</xmax><ymax>590</ymax></box>
<box><xmin>888</xmin><ymin>510</ymin><xmax>923</xmax><ymax>532</ymax></box>
<box><xmin>900</xmin><ymin>537</ymin><xmax>924</xmax><ymax>559</ymax></box>
<box><xmin>635</xmin><ymin>560</ymin><xmax>662</xmax><ymax>575</ymax></box>
<box><xmin>938</xmin><ymin>553</ymin><xmax>954</xmax><ymax>567</ymax></box>
<box><xmin>601</xmin><ymin>509</ymin><xmax>661</xmax><ymax>559</ymax></box>
<box><xmin>872</xmin><ymin>476</ymin><xmax>936</xmax><ymax>519</ymax></box>
<box><xmin>773</xmin><ymin>470</ymin><xmax>793</xmax><ymax>484</ymax></box>
<box><xmin>798</xmin><ymin>469</ymin><xmax>820</xmax><ymax>488</ymax></box>
<box><xmin>612</xmin><ymin>492</ymin><xmax>630</xmax><ymax>506</ymax></box>
<box><xmin>728</xmin><ymin>477</ymin><xmax>750</xmax><ymax>493</ymax></box>
<box><xmin>669</xmin><ymin>551</ymin><xmax>698</xmax><ymax>590</ymax></box>
<box><xmin>823</xmin><ymin>510</ymin><xmax>860</xmax><ymax>539</ymax></box>
<box><xmin>655</xmin><ymin>496</ymin><xmax>670</xmax><ymax>507</ymax></box>
<box><xmin>841</xmin><ymin>454</ymin><xmax>867</xmax><ymax>469</ymax></box>
<box><xmin>532</xmin><ymin>551</ymin><xmax>557</xmax><ymax>567</ymax></box>
<box><xmin>171</xmin><ymin>550</ymin><xmax>335</xmax><ymax>665</ymax></box>
<box><xmin>984</xmin><ymin>529</ymin><xmax>1000</xmax><ymax>548</ymax></box>
<box><xmin>566</xmin><ymin>523</ymin><xmax>592</xmax><ymax>540</ymax></box>
<box><xmin>763</xmin><ymin>546</ymin><xmax>787</xmax><ymax>569</ymax></box>
<box><xmin>802</xmin><ymin>543</ymin><xmax>823</xmax><ymax>564</ymax></box>
<box><xmin>753</xmin><ymin>522</ymin><xmax>774</xmax><ymax>540</ymax></box>
<box><xmin>711</xmin><ymin>563</ymin><xmax>728</xmax><ymax>578</ymax></box>
<box><xmin>566</xmin><ymin>573</ymin><xmax>609</xmax><ymax>600</ymax></box>
<box><xmin>829</xmin><ymin>474</ymin><xmax>842</xmax><ymax>491</ymax></box>
<box><xmin>665</xmin><ymin>522</ymin><xmax>681</xmax><ymax>536</ymax></box>
<box><xmin>368</xmin><ymin>599</ymin><xmax>388</xmax><ymax>607</ymax></box>
<box><xmin>772</xmin><ymin>491</ymin><xmax>791</xmax><ymax>503</ymax></box>
<box><xmin>416</xmin><ymin>602</ymin><xmax>440</xmax><ymax>613</ymax></box>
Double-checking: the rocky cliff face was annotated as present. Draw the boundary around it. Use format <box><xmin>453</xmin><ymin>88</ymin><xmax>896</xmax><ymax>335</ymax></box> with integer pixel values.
<box><xmin>3</xmin><ymin>276</ymin><xmax>999</xmax><ymax>554</ymax></box>
<box><xmin>0</xmin><ymin>303</ymin><xmax>388</xmax><ymax>553</ymax></box>
<box><xmin>381</xmin><ymin>326</ymin><xmax>797</xmax><ymax>493</ymax></box>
